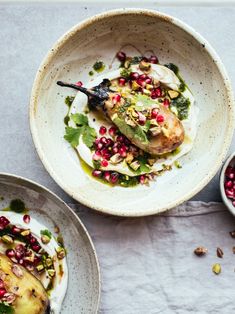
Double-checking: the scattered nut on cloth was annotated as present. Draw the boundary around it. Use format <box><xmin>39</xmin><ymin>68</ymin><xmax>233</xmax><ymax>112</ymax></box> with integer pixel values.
<box><xmin>71</xmin><ymin>202</ymin><xmax>235</xmax><ymax>314</ymax></box>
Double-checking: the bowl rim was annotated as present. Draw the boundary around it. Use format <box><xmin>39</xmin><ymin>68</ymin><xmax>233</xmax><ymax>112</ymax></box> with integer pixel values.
<box><xmin>29</xmin><ymin>8</ymin><xmax>235</xmax><ymax>217</ymax></box>
<box><xmin>0</xmin><ymin>171</ymin><xmax>101</xmax><ymax>312</ymax></box>
<box><xmin>220</xmin><ymin>152</ymin><xmax>235</xmax><ymax>215</ymax></box>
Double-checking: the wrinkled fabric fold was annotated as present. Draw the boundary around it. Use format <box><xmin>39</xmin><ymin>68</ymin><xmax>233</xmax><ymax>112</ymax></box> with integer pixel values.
<box><xmin>70</xmin><ymin>202</ymin><xmax>235</xmax><ymax>314</ymax></box>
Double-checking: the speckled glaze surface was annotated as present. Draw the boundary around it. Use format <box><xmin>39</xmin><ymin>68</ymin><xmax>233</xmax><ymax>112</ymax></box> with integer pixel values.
<box><xmin>30</xmin><ymin>9</ymin><xmax>235</xmax><ymax>217</ymax></box>
<box><xmin>220</xmin><ymin>152</ymin><xmax>235</xmax><ymax>215</ymax></box>
<box><xmin>0</xmin><ymin>173</ymin><xmax>100</xmax><ymax>313</ymax></box>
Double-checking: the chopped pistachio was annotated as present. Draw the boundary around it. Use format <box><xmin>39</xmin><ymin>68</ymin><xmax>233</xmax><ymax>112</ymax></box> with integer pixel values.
<box><xmin>46</xmin><ymin>258</ymin><xmax>53</xmax><ymax>268</ymax></box>
<box><xmin>124</xmin><ymin>60</ymin><xmax>130</xmax><ymax>69</ymax></box>
<box><xmin>147</xmin><ymin>158</ymin><xmax>156</xmax><ymax>166</ymax></box>
<box><xmin>1</xmin><ymin>235</ymin><xmax>13</xmax><ymax>244</ymax></box>
<box><xmin>146</xmin><ymin>84</ymin><xmax>153</xmax><ymax>90</ymax></box>
<box><xmin>132</xmin><ymin>81</ymin><xmax>141</xmax><ymax>91</ymax></box>
<box><xmin>36</xmin><ymin>264</ymin><xmax>44</xmax><ymax>272</ymax></box>
<box><xmin>139</xmin><ymin>60</ymin><xmax>151</xmax><ymax>72</ymax></box>
<box><xmin>24</xmin><ymin>255</ymin><xmax>35</xmax><ymax>263</ymax></box>
<box><xmin>47</xmin><ymin>269</ymin><xmax>56</xmax><ymax>277</ymax></box>
<box><xmin>41</xmin><ymin>235</ymin><xmax>51</xmax><ymax>244</ymax></box>
<box><xmin>125</xmin><ymin>153</ymin><xmax>134</xmax><ymax>164</ymax></box>
<box><xmin>153</xmin><ymin>78</ymin><xmax>160</xmax><ymax>87</ymax></box>
<box><xmin>212</xmin><ymin>263</ymin><xmax>221</xmax><ymax>275</ymax></box>
<box><xmin>125</xmin><ymin>117</ymin><xmax>136</xmax><ymax>127</ymax></box>
<box><xmin>143</xmin><ymin>89</ymin><xmax>151</xmax><ymax>96</ymax></box>
<box><xmin>110</xmin><ymin>153</ymin><xmax>123</xmax><ymax>164</ymax></box>
<box><xmin>56</xmin><ymin>247</ymin><xmax>66</xmax><ymax>260</ymax></box>
<box><xmin>21</xmin><ymin>230</ymin><xmax>30</xmax><ymax>236</ymax></box>
<box><xmin>129</xmin><ymin>160</ymin><xmax>141</xmax><ymax>171</ymax></box>
<box><xmin>168</xmin><ymin>90</ymin><xmax>179</xmax><ymax>99</ymax></box>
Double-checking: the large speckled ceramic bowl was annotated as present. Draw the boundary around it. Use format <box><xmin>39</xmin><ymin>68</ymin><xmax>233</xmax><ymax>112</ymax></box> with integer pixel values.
<box><xmin>30</xmin><ymin>9</ymin><xmax>234</xmax><ymax>217</ymax></box>
<box><xmin>0</xmin><ymin>173</ymin><xmax>100</xmax><ymax>313</ymax></box>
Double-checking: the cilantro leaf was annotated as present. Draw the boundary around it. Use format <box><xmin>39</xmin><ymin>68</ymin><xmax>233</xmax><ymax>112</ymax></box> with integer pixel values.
<box><xmin>71</xmin><ymin>113</ymin><xmax>88</xmax><ymax>126</ymax></box>
<box><xmin>82</xmin><ymin>125</ymin><xmax>97</xmax><ymax>148</ymax></box>
<box><xmin>64</xmin><ymin>113</ymin><xmax>97</xmax><ymax>149</ymax></box>
<box><xmin>64</xmin><ymin>127</ymin><xmax>83</xmax><ymax>148</ymax></box>
<box><xmin>0</xmin><ymin>303</ymin><xmax>14</xmax><ymax>314</ymax></box>
<box><xmin>65</xmin><ymin>96</ymin><xmax>75</xmax><ymax>107</ymax></box>
<box><xmin>40</xmin><ymin>229</ymin><xmax>52</xmax><ymax>239</ymax></box>
<box><xmin>133</xmin><ymin>125</ymin><xmax>149</xmax><ymax>143</ymax></box>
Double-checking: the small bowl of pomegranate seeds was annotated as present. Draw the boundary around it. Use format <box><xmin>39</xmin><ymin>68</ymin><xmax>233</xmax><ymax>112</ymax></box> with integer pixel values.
<box><xmin>220</xmin><ymin>153</ymin><xmax>235</xmax><ymax>214</ymax></box>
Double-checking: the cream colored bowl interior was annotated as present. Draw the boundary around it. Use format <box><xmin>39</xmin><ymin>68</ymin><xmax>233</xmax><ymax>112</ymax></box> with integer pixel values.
<box><xmin>30</xmin><ymin>9</ymin><xmax>234</xmax><ymax>217</ymax></box>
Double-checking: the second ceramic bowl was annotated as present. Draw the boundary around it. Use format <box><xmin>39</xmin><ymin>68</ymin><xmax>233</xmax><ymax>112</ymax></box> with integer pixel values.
<box><xmin>30</xmin><ymin>9</ymin><xmax>234</xmax><ymax>217</ymax></box>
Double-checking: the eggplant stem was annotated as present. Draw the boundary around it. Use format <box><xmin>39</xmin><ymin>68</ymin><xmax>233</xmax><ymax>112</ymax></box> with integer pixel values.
<box><xmin>57</xmin><ymin>81</ymin><xmax>107</xmax><ymax>101</ymax></box>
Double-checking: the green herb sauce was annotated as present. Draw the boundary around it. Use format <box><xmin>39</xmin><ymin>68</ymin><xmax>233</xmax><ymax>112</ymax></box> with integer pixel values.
<box><xmin>64</xmin><ymin>96</ymin><xmax>74</xmax><ymax>125</ymax></box>
<box><xmin>93</xmin><ymin>61</ymin><xmax>105</xmax><ymax>73</ymax></box>
<box><xmin>89</xmin><ymin>70</ymin><xmax>94</xmax><ymax>76</ymax></box>
<box><xmin>9</xmin><ymin>199</ymin><xmax>26</xmax><ymax>213</ymax></box>
<box><xmin>170</xmin><ymin>95</ymin><xmax>190</xmax><ymax>120</ymax></box>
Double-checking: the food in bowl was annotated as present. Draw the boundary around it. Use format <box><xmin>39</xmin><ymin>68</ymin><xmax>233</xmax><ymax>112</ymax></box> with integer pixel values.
<box><xmin>0</xmin><ymin>199</ymin><xmax>67</xmax><ymax>313</ymax></box>
<box><xmin>58</xmin><ymin>52</ymin><xmax>198</xmax><ymax>187</ymax></box>
<box><xmin>224</xmin><ymin>165</ymin><xmax>235</xmax><ymax>206</ymax></box>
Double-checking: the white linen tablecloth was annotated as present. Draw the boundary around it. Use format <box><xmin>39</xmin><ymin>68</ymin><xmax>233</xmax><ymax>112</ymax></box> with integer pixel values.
<box><xmin>71</xmin><ymin>202</ymin><xmax>235</xmax><ymax>314</ymax></box>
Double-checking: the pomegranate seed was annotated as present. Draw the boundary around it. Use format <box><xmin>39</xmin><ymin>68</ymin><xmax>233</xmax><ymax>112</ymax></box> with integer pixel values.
<box><xmin>116</xmin><ymin>51</ymin><xmax>126</xmax><ymax>62</ymax></box>
<box><xmin>100</xmin><ymin>137</ymin><xmax>108</xmax><ymax>145</ymax></box>
<box><xmin>155</xmin><ymin>87</ymin><xmax>162</xmax><ymax>97</ymax></box>
<box><xmin>151</xmin><ymin>108</ymin><xmax>159</xmax><ymax>118</ymax></box>
<box><xmin>151</xmin><ymin>90</ymin><xmax>157</xmax><ymax>99</ymax></box>
<box><xmin>145</xmin><ymin>78</ymin><xmax>152</xmax><ymax>84</ymax></box>
<box><xmin>110</xmin><ymin>172</ymin><xmax>119</xmax><ymax>184</ymax></box>
<box><xmin>104</xmin><ymin>172</ymin><xmax>111</xmax><ymax>182</ymax></box>
<box><xmin>163</xmin><ymin>98</ymin><xmax>170</xmax><ymax>106</ymax></box>
<box><xmin>106</xmin><ymin>138</ymin><xmax>114</xmax><ymax>147</ymax></box>
<box><xmin>0</xmin><ymin>288</ymin><xmax>6</xmax><ymax>298</ymax></box>
<box><xmin>23</xmin><ymin>214</ymin><xmax>30</xmax><ymax>224</ymax></box>
<box><xmin>139</xmin><ymin>74</ymin><xmax>147</xmax><ymax>80</ymax></box>
<box><xmin>157</xmin><ymin>115</ymin><xmax>165</xmax><ymax>123</ymax></box>
<box><xmin>33</xmin><ymin>256</ymin><xmax>41</xmax><ymax>266</ymax></box>
<box><xmin>101</xmin><ymin>160</ymin><xmax>109</xmax><ymax>167</ymax></box>
<box><xmin>101</xmin><ymin>148</ymin><xmax>111</xmax><ymax>160</ymax></box>
<box><xmin>116</xmin><ymin>135</ymin><xmax>125</xmax><ymax>143</ymax></box>
<box><xmin>6</xmin><ymin>249</ymin><xmax>15</xmax><ymax>258</ymax></box>
<box><xmin>228</xmin><ymin>173</ymin><xmax>235</xmax><ymax>180</ymax></box>
<box><xmin>136</xmin><ymin>79</ymin><xmax>146</xmax><ymax>88</ymax></box>
<box><xmin>11</xmin><ymin>226</ymin><xmax>21</xmax><ymax>234</ymax></box>
<box><xmin>225</xmin><ymin>180</ymin><xmax>233</xmax><ymax>188</ymax></box>
<box><xmin>15</xmin><ymin>244</ymin><xmax>25</xmax><ymax>253</ymax></box>
<box><xmin>225</xmin><ymin>166</ymin><xmax>233</xmax><ymax>176</ymax></box>
<box><xmin>97</xmin><ymin>142</ymin><xmax>103</xmax><ymax>150</ymax></box>
<box><xmin>149</xmin><ymin>55</ymin><xmax>158</xmax><ymax>64</ymax></box>
<box><xmin>108</xmin><ymin>126</ymin><xmax>117</xmax><ymax>137</ymax></box>
<box><xmin>29</xmin><ymin>236</ymin><xmax>37</xmax><ymax>245</ymax></box>
<box><xmin>138</xmin><ymin>112</ymin><xmax>146</xmax><ymax>125</ymax></box>
<box><xmin>119</xmin><ymin>147</ymin><xmax>127</xmax><ymax>158</ymax></box>
<box><xmin>225</xmin><ymin>189</ymin><xmax>234</xmax><ymax>199</ymax></box>
<box><xmin>26</xmin><ymin>264</ymin><xmax>34</xmax><ymax>272</ymax></box>
<box><xmin>0</xmin><ymin>216</ymin><xmax>10</xmax><ymax>228</ymax></box>
<box><xmin>112</xmin><ymin>146</ymin><xmax>119</xmax><ymax>154</ymax></box>
<box><xmin>232</xmin><ymin>201</ymin><xmax>235</xmax><ymax>207</ymax></box>
<box><xmin>18</xmin><ymin>259</ymin><xmax>24</xmax><ymax>265</ymax></box>
<box><xmin>32</xmin><ymin>245</ymin><xmax>41</xmax><ymax>253</ymax></box>
<box><xmin>92</xmin><ymin>152</ymin><xmax>101</xmax><ymax>161</ymax></box>
<box><xmin>15</xmin><ymin>251</ymin><xmax>23</xmax><ymax>260</ymax></box>
<box><xmin>118</xmin><ymin>77</ymin><xmax>126</xmax><ymax>86</ymax></box>
<box><xmin>112</xmin><ymin>94</ymin><xmax>121</xmax><ymax>104</ymax></box>
<box><xmin>130</xmin><ymin>72</ymin><xmax>139</xmax><ymax>80</ymax></box>
<box><xmin>99</xmin><ymin>126</ymin><xmax>107</xmax><ymax>135</ymax></box>
<box><xmin>124</xmin><ymin>138</ymin><xmax>131</xmax><ymax>145</ymax></box>
<box><xmin>139</xmin><ymin>175</ymin><xmax>146</xmax><ymax>185</ymax></box>
<box><xmin>92</xmin><ymin>170</ymin><xmax>102</xmax><ymax>177</ymax></box>
<box><xmin>94</xmin><ymin>138</ymin><xmax>100</xmax><ymax>146</ymax></box>
<box><xmin>75</xmin><ymin>81</ymin><xmax>83</xmax><ymax>87</ymax></box>
<box><xmin>0</xmin><ymin>280</ymin><xmax>4</xmax><ymax>289</ymax></box>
